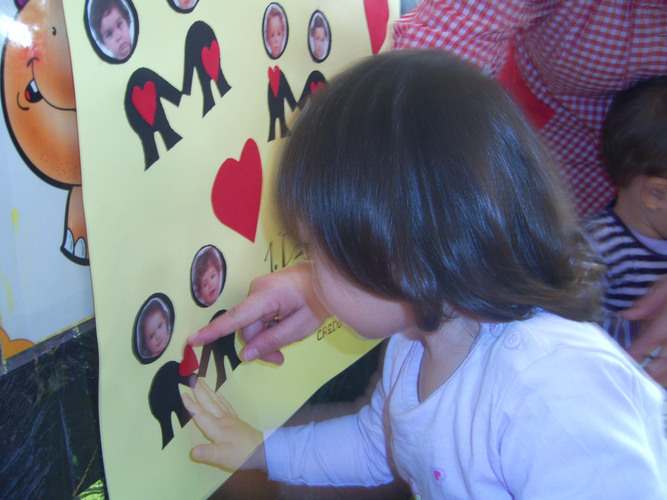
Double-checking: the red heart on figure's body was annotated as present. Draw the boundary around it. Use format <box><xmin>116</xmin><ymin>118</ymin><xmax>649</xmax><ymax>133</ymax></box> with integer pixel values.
<box><xmin>211</xmin><ymin>139</ymin><xmax>262</xmax><ymax>242</ymax></box>
<box><xmin>201</xmin><ymin>41</ymin><xmax>220</xmax><ymax>81</ymax></box>
<box><xmin>132</xmin><ymin>81</ymin><xmax>157</xmax><ymax>126</ymax></box>
<box><xmin>268</xmin><ymin>66</ymin><xmax>281</xmax><ymax>98</ymax></box>
<box><xmin>364</xmin><ymin>0</ymin><xmax>389</xmax><ymax>55</ymax></box>
<box><xmin>179</xmin><ymin>344</ymin><xmax>199</xmax><ymax>377</ymax></box>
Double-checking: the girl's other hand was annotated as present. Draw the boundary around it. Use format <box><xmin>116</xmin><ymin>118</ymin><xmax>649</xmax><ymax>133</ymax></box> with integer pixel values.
<box><xmin>622</xmin><ymin>276</ymin><xmax>667</xmax><ymax>386</ymax></box>
<box><xmin>182</xmin><ymin>379</ymin><xmax>266</xmax><ymax>472</ymax></box>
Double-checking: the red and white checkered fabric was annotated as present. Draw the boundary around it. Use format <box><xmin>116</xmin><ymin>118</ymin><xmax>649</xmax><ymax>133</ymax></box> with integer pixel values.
<box><xmin>393</xmin><ymin>0</ymin><xmax>667</xmax><ymax>218</ymax></box>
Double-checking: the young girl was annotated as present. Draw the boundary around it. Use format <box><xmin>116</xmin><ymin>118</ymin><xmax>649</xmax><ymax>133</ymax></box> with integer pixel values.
<box><xmin>184</xmin><ymin>50</ymin><xmax>667</xmax><ymax>497</ymax></box>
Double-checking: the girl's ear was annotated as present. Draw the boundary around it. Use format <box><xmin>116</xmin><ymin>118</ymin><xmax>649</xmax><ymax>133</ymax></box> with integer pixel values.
<box><xmin>640</xmin><ymin>176</ymin><xmax>667</xmax><ymax>212</ymax></box>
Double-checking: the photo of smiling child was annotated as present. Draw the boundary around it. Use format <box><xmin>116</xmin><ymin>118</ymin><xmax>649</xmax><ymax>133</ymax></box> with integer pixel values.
<box><xmin>263</xmin><ymin>3</ymin><xmax>288</xmax><ymax>59</ymax></box>
<box><xmin>191</xmin><ymin>246</ymin><xmax>226</xmax><ymax>307</ymax></box>
<box><xmin>88</xmin><ymin>0</ymin><xmax>136</xmax><ymax>61</ymax></box>
<box><xmin>308</xmin><ymin>12</ymin><xmax>330</xmax><ymax>62</ymax></box>
<box><xmin>135</xmin><ymin>296</ymin><xmax>173</xmax><ymax>362</ymax></box>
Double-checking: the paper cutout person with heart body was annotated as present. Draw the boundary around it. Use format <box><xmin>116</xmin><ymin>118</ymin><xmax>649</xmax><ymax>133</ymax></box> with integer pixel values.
<box><xmin>182</xmin><ymin>21</ymin><xmax>231</xmax><ymax>117</ymax></box>
<box><xmin>124</xmin><ymin>67</ymin><xmax>183</xmax><ymax>169</ymax></box>
<box><xmin>197</xmin><ymin>311</ymin><xmax>241</xmax><ymax>391</ymax></box>
<box><xmin>297</xmin><ymin>70</ymin><xmax>326</xmax><ymax>109</ymax></box>
<box><xmin>148</xmin><ymin>333</ymin><xmax>241</xmax><ymax>448</ymax></box>
<box><xmin>148</xmin><ymin>361</ymin><xmax>194</xmax><ymax>448</ymax></box>
<box><xmin>267</xmin><ymin>66</ymin><xmax>297</xmax><ymax>141</ymax></box>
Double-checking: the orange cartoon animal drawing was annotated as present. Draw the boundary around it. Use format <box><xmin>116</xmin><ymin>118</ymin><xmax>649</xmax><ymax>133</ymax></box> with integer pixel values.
<box><xmin>2</xmin><ymin>0</ymin><xmax>88</xmax><ymax>264</ymax></box>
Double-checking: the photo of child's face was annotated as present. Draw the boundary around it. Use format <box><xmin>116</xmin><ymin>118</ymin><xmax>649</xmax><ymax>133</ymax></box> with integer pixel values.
<box><xmin>308</xmin><ymin>12</ymin><xmax>330</xmax><ymax>62</ymax></box>
<box><xmin>267</xmin><ymin>13</ymin><xmax>285</xmax><ymax>58</ymax></box>
<box><xmin>143</xmin><ymin>309</ymin><xmax>170</xmax><ymax>357</ymax></box>
<box><xmin>174</xmin><ymin>0</ymin><xmax>197</xmax><ymax>9</ymax></box>
<box><xmin>312</xmin><ymin>26</ymin><xmax>327</xmax><ymax>60</ymax></box>
<box><xmin>198</xmin><ymin>264</ymin><xmax>221</xmax><ymax>307</ymax></box>
<box><xmin>100</xmin><ymin>6</ymin><xmax>132</xmax><ymax>59</ymax></box>
<box><xmin>191</xmin><ymin>246</ymin><xmax>226</xmax><ymax>307</ymax></box>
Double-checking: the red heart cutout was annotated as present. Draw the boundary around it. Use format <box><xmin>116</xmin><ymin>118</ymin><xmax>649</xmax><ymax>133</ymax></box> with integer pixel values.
<box><xmin>131</xmin><ymin>81</ymin><xmax>157</xmax><ymax>126</ymax></box>
<box><xmin>201</xmin><ymin>41</ymin><xmax>220</xmax><ymax>81</ymax></box>
<box><xmin>211</xmin><ymin>139</ymin><xmax>262</xmax><ymax>242</ymax></box>
<box><xmin>179</xmin><ymin>344</ymin><xmax>199</xmax><ymax>377</ymax></box>
<box><xmin>309</xmin><ymin>81</ymin><xmax>324</xmax><ymax>95</ymax></box>
<box><xmin>364</xmin><ymin>0</ymin><xmax>389</xmax><ymax>55</ymax></box>
<box><xmin>268</xmin><ymin>66</ymin><xmax>281</xmax><ymax>98</ymax></box>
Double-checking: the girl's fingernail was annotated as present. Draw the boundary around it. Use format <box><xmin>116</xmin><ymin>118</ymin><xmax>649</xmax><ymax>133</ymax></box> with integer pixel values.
<box><xmin>243</xmin><ymin>348</ymin><xmax>259</xmax><ymax>362</ymax></box>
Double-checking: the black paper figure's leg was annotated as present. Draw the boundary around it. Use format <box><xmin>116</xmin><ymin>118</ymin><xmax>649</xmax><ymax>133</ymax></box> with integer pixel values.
<box><xmin>198</xmin><ymin>343</ymin><xmax>213</xmax><ymax>378</ymax></box>
<box><xmin>210</xmin><ymin>335</ymin><xmax>241</xmax><ymax>391</ymax></box>
<box><xmin>154</xmin><ymin>107</ymin><xmax>183</xmax><ymax>151</ymax></box>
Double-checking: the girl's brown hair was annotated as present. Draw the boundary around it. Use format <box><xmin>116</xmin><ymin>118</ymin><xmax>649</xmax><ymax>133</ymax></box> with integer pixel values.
<box><xmin>278</xmin><ymin>50</ymin><xmax>602</xmax><ymax>331</ymax></box>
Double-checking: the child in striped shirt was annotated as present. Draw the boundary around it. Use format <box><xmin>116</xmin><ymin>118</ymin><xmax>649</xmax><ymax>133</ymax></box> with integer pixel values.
<box><xmin>582</xmin><ymin>77</ymin><xmax>667</xmax><ymax>355</ymax></box>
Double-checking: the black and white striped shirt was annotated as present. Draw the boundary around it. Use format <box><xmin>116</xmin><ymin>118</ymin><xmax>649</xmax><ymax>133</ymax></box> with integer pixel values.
<box><xmin>582</xmin><ymin>205</ymin><xmax>667</xmax><ymax>348</ymax></box>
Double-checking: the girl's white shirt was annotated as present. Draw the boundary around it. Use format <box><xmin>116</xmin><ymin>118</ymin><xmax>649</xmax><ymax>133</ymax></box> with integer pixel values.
<box><xmin>266</xmin><ymin>311</ymin><xmax>667</xmax><ymax>499</ymax></box>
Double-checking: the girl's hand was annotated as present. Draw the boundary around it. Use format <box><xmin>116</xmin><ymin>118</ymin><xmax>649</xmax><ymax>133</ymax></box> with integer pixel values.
<box><xmin>622</xmin><ymin>276</ymin><xmax>667</xmax><ymax>386</ymax></box>
<box><xmin>188</xmin><ymin>263</ymin><xmax>328</xmax><ymax>365</ymax></box>
<box><xmin>182</xmin><ymin>379</ymin><xmax>266</xmax><ymax>472</ymax></box>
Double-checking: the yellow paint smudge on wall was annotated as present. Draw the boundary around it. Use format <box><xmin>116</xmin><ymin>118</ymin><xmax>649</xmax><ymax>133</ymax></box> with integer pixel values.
<box><xmin>0</xmin><ymin>264</ymin><xmax>13</xmax><ymax>315</ymax></box>
<box><xmin>10</xmin><ymin>208</ymin><xmax>19</xmax><ymax>236</ymax></box>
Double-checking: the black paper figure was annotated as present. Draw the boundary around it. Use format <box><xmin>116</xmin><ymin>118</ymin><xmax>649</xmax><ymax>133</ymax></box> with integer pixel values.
<box><xmin>148</xmin><ymin>361</ymin><xmax>193</xmax><ymax>448</ymax></box>
<box><xmin>297</xmin><ymin>70</ymin><xmax>326</xmax><ymax>109</ymax></box>
<box><xmin>182</xmin><ymin>21</ymin><xmax>231</xmax><ymax>117</ymax></box>
<box><xmin>124</xmin><ymin>67</ymin><xmax>182</xmax><ymax>169</ymax></box>
<box><xmin>198</xmin><ymin>333</ymin><xmax>241</xmax><ymax>391</ymax></box>
<box><xmin>267</xmin><ymin>66</ymin><xmax>296</xmax><ymax>141</ymax></box>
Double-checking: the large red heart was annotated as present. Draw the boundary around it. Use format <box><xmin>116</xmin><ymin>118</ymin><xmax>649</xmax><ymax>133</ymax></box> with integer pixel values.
<box><xmin>211</xmin><ymin>139</ymin><xmax>262</xmax><ymax>242</ymax></box>
<box><xmin>179</xmin><ymin>344</ymin><xmax>199</xmax><ymax>377</ymax></box>
<box><xmin>364</xmin><ymin>0</ymin><xmax>389</xmax><ymax>55</ymax></box>
<box><xmin>268</xmin><ymin>66</ymin><xmax>281</xmax><ymax>98</ymax></box>
<box><xmin>131</xmin><ymin>81</ymin><xmax>157</xmax><ymax>126</ymax></box>
<box><xmin>201</xmin><ymin>41</ymin><xmax>220</xmax><ymax>81</ymax></box>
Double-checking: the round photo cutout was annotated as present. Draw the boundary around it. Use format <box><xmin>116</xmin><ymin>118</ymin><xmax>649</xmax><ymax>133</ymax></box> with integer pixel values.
<box><xmin>191</xmin><ymin>245</ymin><xmax>226</xmax><ymax>307</ymax></box>
<box><xmin>133</xmin><ymin>293</ymin><xmax>174</xmax><ymax>364</ymax></box>
<box><xmin>168</xmin><ymin>0</ymin><xmax>199</xmax><ymax>13</ymax></box>
<box><xmin>85</xmin><ymin>0</ymin><xmax>138</xmax><ymax>63</ymax></box>
<box><xmin>308</xmin><ymin>11</ymin><xmax>330</xmax><ymax>62</ymax></box>
<box><xmin>263</xmin><ymin>3</ymin><xmax>288</xmax><ymax>59</ymax></box>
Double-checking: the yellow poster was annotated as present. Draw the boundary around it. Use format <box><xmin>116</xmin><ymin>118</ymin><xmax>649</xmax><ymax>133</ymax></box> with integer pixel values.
<box><xmin>62</xmin><ymin>0</ymin><xmax>398</xmax><ymax>497</ymax></box>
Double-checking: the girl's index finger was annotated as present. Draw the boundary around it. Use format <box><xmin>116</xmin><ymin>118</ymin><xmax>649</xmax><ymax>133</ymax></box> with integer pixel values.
<box><xmin>188</xmin><ymin>293</ymin><xmax>280</xmax><ymax>346</ymax></box>
<box><xmin>192</xmin><ymin>379</ymin><xmax>225</xmax><ymax>418</ymax></box>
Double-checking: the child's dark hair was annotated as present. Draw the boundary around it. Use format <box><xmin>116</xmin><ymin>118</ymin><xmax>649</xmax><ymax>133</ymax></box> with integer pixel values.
<box><xmin>278</xmin><ymin>50</ymin><xmax>602</xmax><ymax>331</ymax></box>
<box><xmin>90</xmin><ymin>0</ymin><xmax>131</xmax><ymax>41</ymax></box>
<box><xmin>603</xmin><ymin>76</ymin><xmax>667</xmax><ymax>187</ymax></box>
<box><xmin>310</xmin><ymin>14</ymin><xmax>327</xmax><ymax>39</ymax></box>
